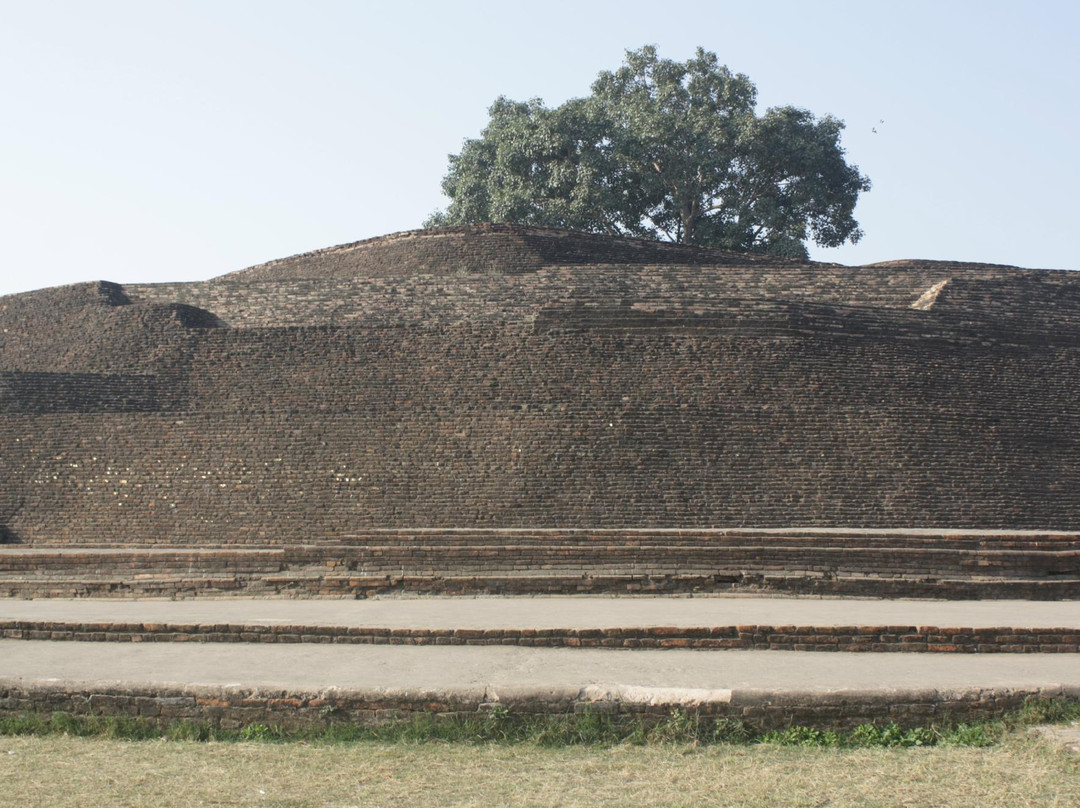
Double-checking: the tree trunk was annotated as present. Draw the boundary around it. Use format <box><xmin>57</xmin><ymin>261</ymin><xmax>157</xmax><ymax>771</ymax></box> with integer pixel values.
<box><xmin>681</xmin><ymin>205</ymin><xmax>696</xmax><ymax>244</ymax></box>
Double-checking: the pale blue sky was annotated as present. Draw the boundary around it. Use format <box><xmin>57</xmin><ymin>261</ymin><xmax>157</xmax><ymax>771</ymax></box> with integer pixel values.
<box><xmin>1</xmin><ymin>1</ymin><xmax>1077</xmax><ymax>296</ymax></box>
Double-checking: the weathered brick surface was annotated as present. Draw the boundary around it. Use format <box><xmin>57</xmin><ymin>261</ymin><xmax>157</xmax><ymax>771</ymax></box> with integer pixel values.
<box><xmin>1</xmin><ymin>679</ymin><xmax>1076</xmax><ymax>731</ymax></box>
<box><xmin>1</xmin><ymin>225</ymin><xmax>1079</xmax><ymax>596</ymax></box>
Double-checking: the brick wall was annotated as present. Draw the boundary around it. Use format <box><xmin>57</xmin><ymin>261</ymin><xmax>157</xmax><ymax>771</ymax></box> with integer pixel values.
<box><xmin>2</xmin><ymin>226</ymin><xmax>1079</xmax><ymax>558</ymax></box>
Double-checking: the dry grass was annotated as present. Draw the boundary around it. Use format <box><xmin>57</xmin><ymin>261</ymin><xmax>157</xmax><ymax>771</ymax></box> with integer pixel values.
<box><xmin>1</xmin><ymin>734</ymin><xmax>1078</xmax><ymax>807</ymax></box>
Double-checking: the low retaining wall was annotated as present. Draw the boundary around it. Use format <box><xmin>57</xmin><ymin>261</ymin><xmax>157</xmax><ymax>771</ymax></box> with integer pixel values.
<box><xmin>2</xmin><ymin>621</ymin><xmax>1077</xmax><ymax>653</ymax></box>
<box><xmin>2</xmin><ymin>679</ymin><xmax>1077</xmax><ymax>732</ymax></box>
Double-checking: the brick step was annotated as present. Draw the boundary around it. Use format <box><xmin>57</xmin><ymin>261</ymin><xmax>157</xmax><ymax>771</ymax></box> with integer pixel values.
<box><xmin>8</xmin><ymin>540</ymin><xmax>1079</xmax><ymax>556</ymax></box>
<box><xmin>0</xmin><ymin>576</ymin><xmax>258</xmax><ymax>599</ymax></box>
<box><xmin>13</xmin><ymin>540</ymin><xmax>1080</xmax><ymax>553</ymax></box>
<box><xmin>1</xmin><ymin>570</ymin><xmax>1077</xmax><ymax>600</ymax></box>
<box><xmin>268</xmin><ymin>572</ymin><xmax>1080</xmax><ymax>600</ymax></box>
<box><xmin>2</xmin><ymin>619</ymin><xmax>1077</xmax><ymax>653</ymax></box>
<box><xmin>3</xmin><ymin>531</ymin><xmax>1077</xmax><ymax>599</ymax></box>
<box><xmin>0</xmin><ymin>550</ymin><xmax>289</xmax><ymax>575</ymax></box>
<box><xmin>13</xmin><ymin>529</ymin><xmax>1080</xmax><ymax>551</ymax></box>
<box><xmin>2</xmin><ymin>543</ymin><xmax>1076</xmax><ymax>579</ymax></box>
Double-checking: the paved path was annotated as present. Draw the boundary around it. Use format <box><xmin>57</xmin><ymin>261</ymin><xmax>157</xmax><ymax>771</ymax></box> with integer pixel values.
<box><xmin>3</xmin><ymin>640</ymin><xmax>1080</xmax><ymax>694</ymax></box>
<box><xmin>2</xmin><ymin>595</ymin><xmax>1079</xmax><ymax>629</ymax></box>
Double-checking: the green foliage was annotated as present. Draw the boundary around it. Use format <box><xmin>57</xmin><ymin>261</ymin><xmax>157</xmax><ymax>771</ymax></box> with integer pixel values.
<box><xmin>1014</xmin><ymin>697</ymin><xmax>1080</xmax><ymax>727</ymax></box>
<box><xmin>532</xmin><ymin>710</ymin><xmax>624</xmax><ymax>746</ymax></box>
<box><xmin>941</xmin><ymin>722</ymin><xmax>1003</xmax><ymax>748</ymax></box>
<box><xmin>0</xmin><ymin>712</ymin><xmax>163</xmax><ymax>740</ymax></box>
<box><xmin>710</xmin><ymin>718</ymin><xmax>754</xmax><ymax>744</ymax></box>
<box><xmin>430</xmin><ymin>45</ymin><xmax>870</xmax><ymax>257</ymax></box>
<box><xmin>850</xmin><ymin>722</ymin><xmax>939</xmax><ymax>748</ymax></box>
<box><xmin>238</xmin><ymin>722</ymin><xmax>282</xmax><ymax>742</ymax></box>
<box><xmin>165</xmin><ymin>721</ymin><xmax>216</xmax><ymax>742</ymax></box>
<box><xmin>47</xmin><ymin>711</ymin><xmax>84</xmax><ymax>736</ymax></box>
<box><xmin>645</xmin><ymin>709</ymin><xmax>705</xmax><ymax>744</ymax></box>
<box><xmin>760</xmin><ymin>726</ymin><xmax>842</xmax><ymax>747</ymax></box>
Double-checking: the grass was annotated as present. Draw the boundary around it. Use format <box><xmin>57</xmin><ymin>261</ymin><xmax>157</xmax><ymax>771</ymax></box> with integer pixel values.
<box><xmin>1</xmin><ymin>732</ymin><xmax>1078</xmax><ymax>807</ymax></box>
<box><xmin>0</xmin><ymin>700</ymin><xmax>1077</xmax><ymax>806</ymax></box>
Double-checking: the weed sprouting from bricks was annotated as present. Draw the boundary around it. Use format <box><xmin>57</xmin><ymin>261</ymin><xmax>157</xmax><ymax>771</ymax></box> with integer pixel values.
<box><xmin>2</xmin><ymin>698</ymin><xmax>1077</xmax><ymax>749</ymax></box>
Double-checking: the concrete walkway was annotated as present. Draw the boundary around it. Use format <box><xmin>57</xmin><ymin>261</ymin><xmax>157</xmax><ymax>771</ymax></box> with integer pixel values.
<box><xmin>3</xmin><ymin>639</ymin><xmax>1080</xmax><ymax>694</ymax></box>
<box><xmin>2</xmin><ymin>595</ymin><xmax>1079</xmax><ymax>629</ymax></box>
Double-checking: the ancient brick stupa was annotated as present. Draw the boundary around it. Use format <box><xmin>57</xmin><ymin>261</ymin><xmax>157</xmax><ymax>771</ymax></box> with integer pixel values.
<box><xmin>1</xmin><ymin>225</ymin><xmax>1078</xmax><ymax>598</ymax></box>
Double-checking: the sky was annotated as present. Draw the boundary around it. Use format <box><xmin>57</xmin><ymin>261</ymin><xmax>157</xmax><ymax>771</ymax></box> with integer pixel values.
<box><xmin>1</xmin><ymin>1</ymin><xmax>1077</xmax><ymax>297</ymax></box>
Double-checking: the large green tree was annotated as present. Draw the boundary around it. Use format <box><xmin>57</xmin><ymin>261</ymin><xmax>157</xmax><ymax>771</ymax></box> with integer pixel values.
<box><xmin>428</xmin><ymin>46</ymin><xmax>870</xmax><ymax>258</ymax></box>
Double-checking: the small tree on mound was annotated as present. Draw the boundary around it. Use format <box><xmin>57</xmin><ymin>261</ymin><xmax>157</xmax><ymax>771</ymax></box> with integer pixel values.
<box><xmin>428</xmin><ymin>46</ymin><xmax>870</xmax><ymax>259</ymax></box>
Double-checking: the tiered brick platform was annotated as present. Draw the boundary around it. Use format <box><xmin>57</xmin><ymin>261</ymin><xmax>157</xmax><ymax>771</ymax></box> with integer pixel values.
<box><xmin>3</xmin><ymin>226</ymin><xmax>1079</xmax><ymax>730</ymax></box>
<box><xmin>2</xmin><ymin>597</ymin><xmax>1079</xmax><ymax>731</ymax></box>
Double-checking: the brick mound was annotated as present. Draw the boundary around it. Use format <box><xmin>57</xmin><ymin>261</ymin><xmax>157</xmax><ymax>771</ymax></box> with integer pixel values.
<box><xmin>2</xmin><ymin>224</ymin><xmax>1079</xmax><ymax>598</ymax></box>
<box><xmin>222</xmin><ymin>223</ymin><xmax>794</xmax><ymax>282</ymax></box>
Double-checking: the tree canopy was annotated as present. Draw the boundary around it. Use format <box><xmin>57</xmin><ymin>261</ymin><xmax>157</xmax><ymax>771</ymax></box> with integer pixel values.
<box><xmin>427</xmin><ymin>46</ymin><xmax>870</xmax><ymax>258</ymax></box>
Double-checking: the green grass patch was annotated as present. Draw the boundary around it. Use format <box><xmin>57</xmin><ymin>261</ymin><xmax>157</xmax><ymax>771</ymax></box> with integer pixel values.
<box><xmin>1</xmin><ymin>697</ymin><xmax>1077</xmax><ymax>749</ymax></box>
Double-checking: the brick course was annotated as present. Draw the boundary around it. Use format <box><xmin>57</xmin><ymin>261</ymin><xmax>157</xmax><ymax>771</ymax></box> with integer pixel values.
<box><xmin>2</xmin><ymin>619</ymin><xmax>1077</xmax><ymax>653</ymax></box>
